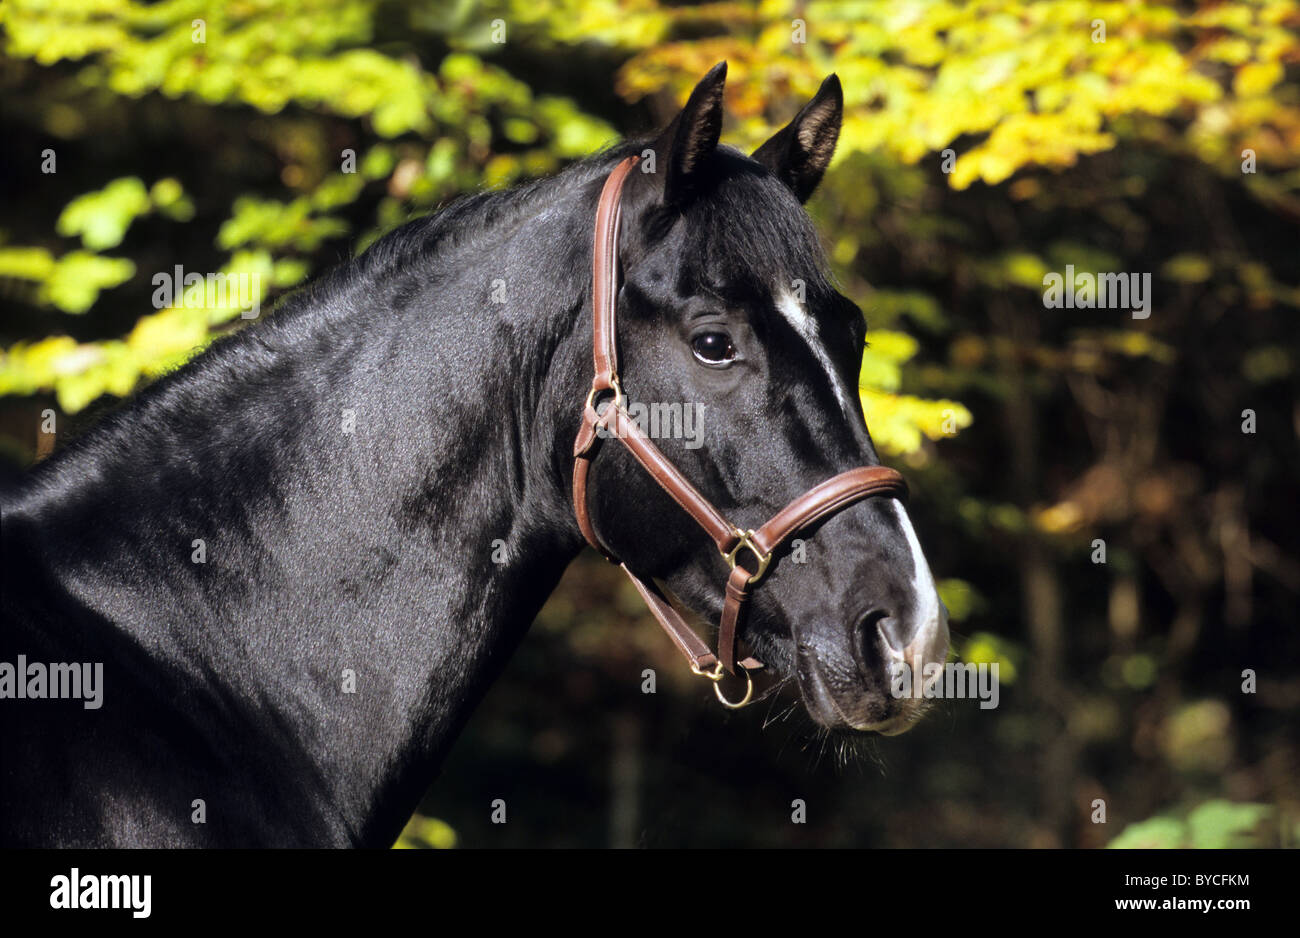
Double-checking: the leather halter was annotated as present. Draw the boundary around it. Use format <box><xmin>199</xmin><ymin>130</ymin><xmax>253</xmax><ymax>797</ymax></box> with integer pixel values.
<box><xmin>572</xmin><ymin>155</ymin><xmax>908</xmax><ymax>708</ymax></box>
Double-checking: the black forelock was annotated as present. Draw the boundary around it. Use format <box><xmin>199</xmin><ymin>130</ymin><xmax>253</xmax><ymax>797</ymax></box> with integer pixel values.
<box><xmin>686</xmin><ymin>146</ymin><xmax>831</xmax><ymax>286</ymax></box>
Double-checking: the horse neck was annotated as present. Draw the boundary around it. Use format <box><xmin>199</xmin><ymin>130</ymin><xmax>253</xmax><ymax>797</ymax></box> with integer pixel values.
<box><xmin>6</xmin><ymin>174</ymin><xmax>603</xmax><ymax>844</ymax></box>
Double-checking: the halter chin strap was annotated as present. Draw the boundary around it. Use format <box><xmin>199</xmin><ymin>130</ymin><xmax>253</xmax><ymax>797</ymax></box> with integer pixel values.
<box><xmin>572</xmin><ymin>155</ymin><xmax>908</xmax><ymax>708</ymax></box>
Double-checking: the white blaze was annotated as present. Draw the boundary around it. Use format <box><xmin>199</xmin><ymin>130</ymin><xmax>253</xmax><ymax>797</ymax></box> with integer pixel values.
<box><xmin>774</xmin><ymin>285</ymin><xmax>947</xmax><ymax>663</ymax></box>
<box><xmin>774</xmin><ymin>287</ymin><xmax>855</xmax><ymax>418</ymax></box>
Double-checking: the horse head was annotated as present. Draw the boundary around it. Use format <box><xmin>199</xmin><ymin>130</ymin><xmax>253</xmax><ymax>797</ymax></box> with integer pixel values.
<box><xmin>575</xmin><ymin>63</ymin><xmax>950</xmax><ymax>734</ymax></box>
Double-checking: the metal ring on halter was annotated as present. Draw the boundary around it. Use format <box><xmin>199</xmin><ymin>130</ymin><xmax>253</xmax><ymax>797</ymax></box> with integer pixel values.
<box><xmin>707</xmin><ymin>662</ymin><xmax>759</xmax><ymax>706</ymax></box>
<box><xmin>688</xmin><ymin>659</ymin><xmax>754</xmax><ymax>709</ymax></box>
<box><xmin>584</xmin><ymin>375</ymin><xmax>625</xmax><ymax>418</ymax></box>
<box><xmin>713</xmin><ymin>663</ymin><xmax>755</xmax><ymax>709</ymax></box>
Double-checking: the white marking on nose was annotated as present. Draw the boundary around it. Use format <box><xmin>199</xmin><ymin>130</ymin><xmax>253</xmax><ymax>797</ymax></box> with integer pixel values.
<box><xmin>888</xmin><ymin>500</ymin><xmax>947</xmax><ymax>663</ymax></box>
<box><xmin>774</xmin><ymin>287</ymin><xmax>855</xmax><ymax>418</ymax></box>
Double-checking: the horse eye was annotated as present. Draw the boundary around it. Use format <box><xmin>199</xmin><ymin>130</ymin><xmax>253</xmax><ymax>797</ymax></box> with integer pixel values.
<box><xmin>691</xmin><ymin>332</ymin><xmax>736</xmax><ymax>365</ymax></box>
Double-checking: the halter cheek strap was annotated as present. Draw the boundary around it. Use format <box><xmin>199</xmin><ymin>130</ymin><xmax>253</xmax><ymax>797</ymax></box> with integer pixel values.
<box><xmin>572</xmin><ymin>155</ymin><xmax>908</xmax><ymax>708</ymax></box>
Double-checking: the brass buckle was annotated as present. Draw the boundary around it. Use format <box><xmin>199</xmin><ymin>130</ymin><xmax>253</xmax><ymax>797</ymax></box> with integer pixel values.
<box><xmin>689</xmin><ymin>660</ymin><xmax>755</xmax><ymax>710</ymax></box>
<box><xmin>722</xmin><ymin>529</ymin><xmax>772</xmax><ymax>586</ymax></box>
<box><xmin>690</xmin><ymin>660</ymin><xmax>725</xmax><ymax>681</ymax></box>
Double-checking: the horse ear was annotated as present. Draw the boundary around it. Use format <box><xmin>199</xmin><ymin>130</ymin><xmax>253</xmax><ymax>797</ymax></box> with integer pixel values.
<box><xmin>751</xmin><ymin>74</ymin><xmax>843</xmax><ymax>203</ymax></box>
<box><xmin>649</xmin><ymin>61</ymin><xmax>727</xmax><ymax>206</ymax></box>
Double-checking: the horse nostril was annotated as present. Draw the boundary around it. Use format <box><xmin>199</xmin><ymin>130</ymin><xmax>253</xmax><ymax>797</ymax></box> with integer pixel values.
<box><xmin>858</xmin><ymin>608</ymin><xmax>900</xmax><ymax>657</ymax></box>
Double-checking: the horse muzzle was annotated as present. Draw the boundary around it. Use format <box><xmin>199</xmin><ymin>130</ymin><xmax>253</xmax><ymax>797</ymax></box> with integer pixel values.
<box><xmin>793</xmin><ymin>606</ymin><xmax>950</xmax><ymax>734</ymax></box>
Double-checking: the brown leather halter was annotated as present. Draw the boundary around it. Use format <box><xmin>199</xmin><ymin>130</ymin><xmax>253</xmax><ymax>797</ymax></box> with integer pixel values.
<box><xmin>572</xmin><ymin>155</ymin><xmax>908</xmax><ymax>708</ymax></box>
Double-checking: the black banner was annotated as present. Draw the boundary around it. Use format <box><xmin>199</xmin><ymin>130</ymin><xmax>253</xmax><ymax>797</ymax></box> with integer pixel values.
<box><xmin>3</xmin><ymin>848</ymin><xmax>1282</xmax><ymax>925</ymax></box>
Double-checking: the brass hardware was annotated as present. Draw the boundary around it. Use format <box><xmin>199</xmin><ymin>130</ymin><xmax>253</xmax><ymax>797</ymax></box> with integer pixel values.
<box><xmin>722</xmin><ymin>529</ymin><xmax>772</xmax><ymax>586</ymax></box>
<box><xmin>689</xmin><ymin>659</ymin><xmax>755</xmax><ymax>709</ymax></box>
<box><xmin>690</xmin><ymin>660</ymin><xmax>725</xmax><ymax>682</ymax></box>
<box><xmin>713</xmin><ymin>664</ymin><xmax>755</xmax><ymax>709</ymax></box>
<box><xmin>584</xmin><ymin>376</ymin><xmax>625</xmax><ymax>417</ymax></box>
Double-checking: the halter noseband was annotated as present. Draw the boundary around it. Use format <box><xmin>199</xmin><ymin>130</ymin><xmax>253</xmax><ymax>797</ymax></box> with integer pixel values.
<box><xmin>572</xmin><ymin>155</ymin><xmax>908</xmax><ymax>708</ymax></box>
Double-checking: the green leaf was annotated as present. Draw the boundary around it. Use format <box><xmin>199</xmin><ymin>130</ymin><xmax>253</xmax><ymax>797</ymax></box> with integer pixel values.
<box><xmin>393</xmin><ymin>814</ymin><xmax>458</xmax><ymax>849</ymax></box>
<box><xmin>1185</xmin><ymin>801</ymin><xmax>1271</xmax><ymax>848</ymax></box>
<box><xmin>1108</xmin><ymin>816</ymin><xmax>1187</xmax><ymax>849</ymax></box>
<box><xmin>56</xmin><ymin>177</ymin><xmax>151</xmax><ymax>250</ymax></box>
<box><xmin>43</xmin><ymin>252</ymin><xmax>136</xmax><ymax>313</ymax></box>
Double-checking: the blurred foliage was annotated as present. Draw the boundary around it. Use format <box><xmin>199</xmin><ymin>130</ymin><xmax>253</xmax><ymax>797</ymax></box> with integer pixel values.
<box><xmin>960</xmin><ymin>630</ymin><xmax>1023</xmax><ymax>685</ymax></box>
<box><xmin>1109</xmin><ymin>800</ymin><xmax>1277</xmax><ymax>848</ymax></box>
<box><xmin>613</xmin><ymin>0</ymin><xmax>1300</xmax><ymax>191</ymax></box>
<box><xmin>2</xmin><ymin>0</ymin><xmax>1297</xmax><ymax>847</ymax></box>
<box><xmin>392</xmin><ymin>814</ymin><xmax>458</xmax><ymax>849</ymax></box>
<box><xmin>2</xmin><ymin>0</ymin><xmax>616</xmax><ymax>415</ymax></box>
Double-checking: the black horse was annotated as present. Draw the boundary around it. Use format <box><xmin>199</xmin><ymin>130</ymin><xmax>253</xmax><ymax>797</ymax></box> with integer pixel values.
<box><xmin>0</xmin><ymin>64</ymin><xmax>948</xmax><ymax>847</ymax></box>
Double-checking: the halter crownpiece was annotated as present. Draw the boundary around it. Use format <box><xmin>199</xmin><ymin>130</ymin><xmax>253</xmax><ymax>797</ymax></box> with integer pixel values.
<box><xmin>572</xmin><ymin>155</ymin><xmax>908</xmax><ymax>709</ymax></box>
